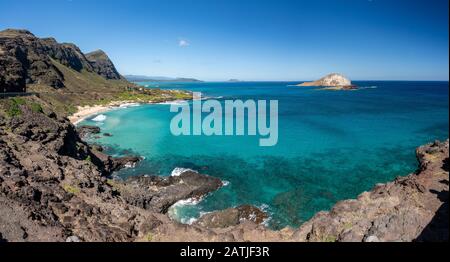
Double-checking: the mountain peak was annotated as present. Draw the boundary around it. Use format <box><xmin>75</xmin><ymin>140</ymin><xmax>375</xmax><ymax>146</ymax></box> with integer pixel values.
<box><xmin>0</xmin><ymin>29</ymin><xmax>35</xmax><ymax>38</ymax></box>
<box><xmin>0</xmin><ymin>29</ymin><xmax>124</xmax><ymax>92</ymax></box>
<box><xmin>85</xmin><ymin>50</ymin><xmax>123</xmax><ymax>80</ymax></box>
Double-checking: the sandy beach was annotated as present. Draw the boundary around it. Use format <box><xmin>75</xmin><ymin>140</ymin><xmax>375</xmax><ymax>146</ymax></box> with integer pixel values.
<box><xmin>68</xmin><ymin>102</ymin><xmax>141</xmax><ymax>125</ymax></box>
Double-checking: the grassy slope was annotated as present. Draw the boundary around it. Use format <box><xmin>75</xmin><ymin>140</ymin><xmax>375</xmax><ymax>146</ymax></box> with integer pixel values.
<box><xmin>23</xmin><ymin>59</ymin><xmax>192</xmax><ymax>116</ymax></box>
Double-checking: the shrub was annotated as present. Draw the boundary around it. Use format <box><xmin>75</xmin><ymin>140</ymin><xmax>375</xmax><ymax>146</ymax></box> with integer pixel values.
<box><xmin>5</xmin><ymin>97</ymin><xmax>25</xmax><ymax>117</ymax></box>
<box><xmin>63</xmin><ymin>184</ymin><xmax>80</xmax><ymax>195</ymax></box>
<box><xmin>30</xmin><ymin>102</ymin><xmax>43</xmax><ymax>113</ymax></box>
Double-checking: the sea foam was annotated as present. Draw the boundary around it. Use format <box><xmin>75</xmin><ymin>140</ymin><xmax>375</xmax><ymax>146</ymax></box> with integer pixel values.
<box><xmin>167</xmin><ymin>197</ymin><xmax>203</xmax><ymax>225</ymax></box>
<box><xmin>170</xmin><ymin>167</ymin><xmax>196</xmax><ymax>176</ymax></box>
<box><xmin>92</xmin><ymin>114</ymin><xmax>107</xmax><ymax>122</ymax></box>
<box><xmin>119</xmin><ymin>103</ymin><xmax>140</xmax><ymax>108</ymax></box>
<box><xmin>157</xmin><ymin>100</ymin><xmax>188</xmax><ymax>105</ymax></box>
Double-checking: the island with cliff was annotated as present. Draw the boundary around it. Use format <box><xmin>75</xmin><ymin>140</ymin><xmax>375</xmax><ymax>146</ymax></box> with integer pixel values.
<box><xmin>0</xmin><ymin>29</ymin><xmax>448</xmax><ymax>242</ymax></box>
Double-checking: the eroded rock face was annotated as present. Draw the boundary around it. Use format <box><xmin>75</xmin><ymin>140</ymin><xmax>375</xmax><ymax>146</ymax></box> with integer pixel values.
<box><xmin>0</xmin><ymin>101</ymin><xmax>162</xmax><ymax>242</ymax></box>
<box><xmin>76</xmin><ymin>125</ymin><xmax>101</xmax><ymax>138</ymax></box>
<box><xmin>0</xmin><ymin>29</ymin><xmax>64</xmax><ymax>91</ymax></box>
<box><xmin>85</xmin><ymin>50</ymin><xmax>123</xmax><ymax>80</ymax></box>
<box><xmin>293</xmin><ymin>140</ymin><xmax>449</xmax><ymax>242</ymax></box>
<box><xmin>298</xmin><ymin>73</ymin><xmax>355</xmax><ymax>89</ymax></box>
<box><xmin>0</xmin><ymin>29</ymin><xmax>123</xmax><ymax>93</ymax></box>
<box><xmin>112</xmin><ymin>171</ymin><xmax>223</xmax><ymax>213</ymax></box>
<box><xmin>89</xmin><ymin>147</ymin><xmax>142</xmax><ymax>175</ymax></box>
<box><xmin>195</xmin><ymin>205</ymin><xmax>268</xmax><ymax>228</ymax></box>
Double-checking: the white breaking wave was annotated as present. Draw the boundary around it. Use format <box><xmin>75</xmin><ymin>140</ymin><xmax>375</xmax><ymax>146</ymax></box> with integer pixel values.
<box><xmin>167</xmin><ymin>197</ymin><xmax>203</xmax><ymax>225</ymax></box>
<box><xmin>119</xmin><ymin>103</ymin><xmax>140</xmax><ymax>108</ymax></box>
<box><xmin>157</xmin><ymin>100</ymin><xmax>188</xmax><ymax>105</ymax></box>
<box><xmin>91</xmin><ymin>114</ymin><xmax>107</xmax><ymax>122</ymax></box>
<box><xmin>124</xmin><ymin>162</ymin><xmax>137</xmax><ymax>169</ymax></box>
<box><xmin>258</xmin><ymin>204</ymin><xmax>273</xmax><ymax>227</ymax></box>
<box><xmin>182</xmin><ymin>217</ymin><xmax>198</xmax><ymax>225</ymax></box>
<box><xmin>170</xmin><ymin>167</ymin><xmax>196</xmax><ymax>177</ymax></box>
<box><xmin>173</xmin><ymin>198</ymin><xmax>202</xmax><ymax>206</ymax></box>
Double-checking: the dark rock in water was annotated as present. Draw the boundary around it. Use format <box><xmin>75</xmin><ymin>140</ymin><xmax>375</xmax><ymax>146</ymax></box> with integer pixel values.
<box><xmin>89</xmin><ymin>148</ymin><xmax>141</xmax><ymax>175</ymax></box>
<box><xmin>195</xmin><ymin>205</ymin><xmax>268</xmax><ymax>228</ymax></box>
<box><xmin>103</xmin><ymin>133</ymin><xmax>112</xmax><ymax>137</ymax></box>
<box><xmin>90</xmin><ymin>144</ymin><xmax>104</xmax><ymax>152</ymax></box>
<box><xmin>76</xmin><ymin>125</ymin><xmax>100</xmax><ymax>138</ymax></box>
<box><xmin>114</xmin><ymin>171</ymin><xmax>223</xmax><ymax>213</ymax></box>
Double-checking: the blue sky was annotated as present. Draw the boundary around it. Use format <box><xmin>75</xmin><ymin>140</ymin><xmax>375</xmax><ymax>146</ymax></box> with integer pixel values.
<box><xmin>0</xmin><ymin>0</ymin><xmax>448</xmax><ymax>81</ymax></box>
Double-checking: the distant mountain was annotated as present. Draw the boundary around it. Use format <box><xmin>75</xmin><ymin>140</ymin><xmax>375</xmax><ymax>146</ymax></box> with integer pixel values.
<box><xmin>125</xmin><ymin>75</ymin><xmax>202</xmax><ymax>82</ymax></box>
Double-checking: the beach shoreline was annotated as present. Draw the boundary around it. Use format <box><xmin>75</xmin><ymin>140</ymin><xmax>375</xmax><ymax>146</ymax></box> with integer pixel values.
<box><xmin>68</xmin><ymin>101</ymin><xmax>141</xmax><ymax>125</ymax></box>
<box><xmin>68</xmin><ymin>98</ymin><xmax>192</xmax><ymax>125</ymax></box>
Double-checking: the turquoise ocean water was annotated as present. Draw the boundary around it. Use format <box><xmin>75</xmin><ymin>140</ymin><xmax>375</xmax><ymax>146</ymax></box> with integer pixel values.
<box><xmin>81</xmin><ymin>81</ymin><xmax>449</xmax><ymax>229</ymax></box>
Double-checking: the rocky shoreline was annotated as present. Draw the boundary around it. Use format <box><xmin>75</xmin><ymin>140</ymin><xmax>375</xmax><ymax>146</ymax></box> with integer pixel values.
<box><xmin>1</xmin><ymin>28</ymin><xmax>448</xmax><ymax>242</ymax></box>
<box><xmin>0</xmin><ymin>102</ymin><xmax>448</xmax><ymax>241</ymax></box>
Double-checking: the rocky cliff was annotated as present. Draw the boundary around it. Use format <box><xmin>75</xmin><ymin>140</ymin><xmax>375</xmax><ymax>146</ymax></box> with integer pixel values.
<box><xmin>0</xmin><ymin>29</ymin><xmax>192</xmax><ymax>117</ymax></box>
<box><xmin>298</xmin><ymin>73</ymin><xmax>356</xmax><ymax>90</ymax></box>
<box><xmin>85</xmin><ymin>50</ymin><xmax>123</xmax><ymax>80</ymax></box>
<box><xmin>0</xmin><ymin>99</ymin><xmax>227</xmax><ymax>241</ymax></box>
<box><xmin>294</xmin><ymin>140</ymin><xmax>449</xmax><ymax>242</ymax></box>
<box><xmin>0</xmin><ymin>29</ymin><xmax>123</xmax><ymax>93</ymax></box>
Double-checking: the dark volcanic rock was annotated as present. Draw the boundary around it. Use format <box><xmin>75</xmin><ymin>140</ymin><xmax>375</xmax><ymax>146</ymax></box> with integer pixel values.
<box><xmin>0</xmin><ymin>29</ymin><xmax>123</xmax><ymax>93</ymax></box>
<box><xmin>114</xmin><ymin>171</ymin><xmax>224</xmax><ymax>213</ymax></box>
<box><xmin>0</xmin><ymin>100</ymin><xmax>448</xmax><ymax>241</ymax></box>
<box><xmin>76</xmin><ymin>125</ymin><xmax>100</xmax><ymax>138</ymax></box>
<box><xmin>85</xmin><ymin>50</ymin><xmax>123</xmax><ymax>80</ymax></box>
<box><xmin>294</xmin><ymin>140</ymin><xmax>449</xmax><ymax>242</ymax></box>
<box><xmin>0</xmin><ymin>102</ymin><xmax>161</xmax><ymax>242</ymax></box>
<box><xmin>0</xmin><ymin>29</ymin><xmax>64</xmax><ymax>91</ymax></box>
<box><xmin>89</xmin><ymin>148</ymin><xmax>141</xmax><ymax>175</ymax></box>
<box><xmin>195</xmin><ymin>205</ymin><xmax>268</xmax><ymax>228</ymax></box>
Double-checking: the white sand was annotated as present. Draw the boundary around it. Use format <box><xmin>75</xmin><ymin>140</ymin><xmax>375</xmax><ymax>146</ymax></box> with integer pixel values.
<box><xmin>68</xmin><ymin>97</ymin><xmax>191</xmax><ymax>125</ymax></box>
<box><xmin>68</xmin><ymin>101</ymin><xmax>141</xmax><ymax>125</ymax></box>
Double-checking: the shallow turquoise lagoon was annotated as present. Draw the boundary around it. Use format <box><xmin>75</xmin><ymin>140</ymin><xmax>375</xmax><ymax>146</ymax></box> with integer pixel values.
<box><xmin>81</xmin><ymin>81</ymin><xmax>449</xmax><ymax>228</ymax></box>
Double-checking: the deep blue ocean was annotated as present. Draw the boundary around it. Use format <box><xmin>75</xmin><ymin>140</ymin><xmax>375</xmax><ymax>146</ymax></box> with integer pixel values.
<box><xmin>81</xmin><ymin>81</ymin><xmax>449</xmax><ymax>229</ymax></box>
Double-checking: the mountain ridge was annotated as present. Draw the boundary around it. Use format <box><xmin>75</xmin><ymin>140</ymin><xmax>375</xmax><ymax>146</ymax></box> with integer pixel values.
<box><xmin>0</xmin><ymin>29</ymin><xmax>124</xmax><ymax>94</ymax></box>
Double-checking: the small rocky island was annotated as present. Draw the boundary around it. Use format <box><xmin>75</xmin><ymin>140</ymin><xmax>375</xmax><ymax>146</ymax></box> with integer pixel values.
<box><xmin>297</xmin><ymin>73</ymin><xmax>357</xmax><ymax>90</ymax></box>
